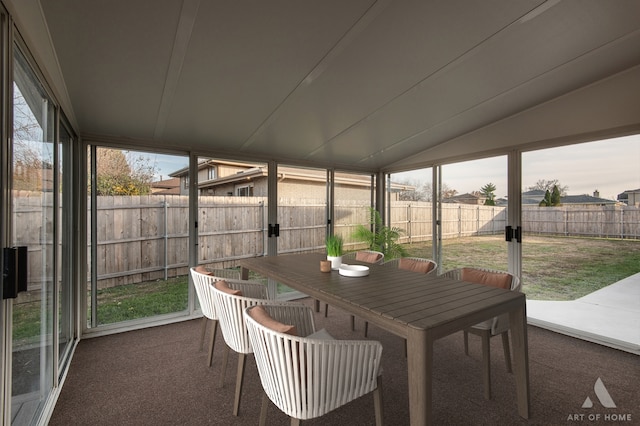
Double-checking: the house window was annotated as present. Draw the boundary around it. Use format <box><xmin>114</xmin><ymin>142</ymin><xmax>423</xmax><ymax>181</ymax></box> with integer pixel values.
<box><xmin>236</xmin><ymin>184</ymin><xmax>253</xmax><ymax>196</ymax></box>
<box><xmin>183</xmin><ymin>176</ymin><xmax>189</xmax><ymax>189</ymax></box>
<box><xmin>207</xmin><ymin>166</ymin><xmax>217</xmax><ymax>180</ymax></box>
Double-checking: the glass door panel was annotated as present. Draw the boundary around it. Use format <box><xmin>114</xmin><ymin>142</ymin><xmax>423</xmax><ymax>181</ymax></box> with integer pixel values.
<box><xmin>440</xmin><ymin>156</ymin><xmax>508</xmax><ymax>272</ymax></box>
<box><xmin>521</xmin><ymin>136</ymin><xmax>640</xmax><ymax>301</ymax></box>
<box><xmin>57</xmin><ymin>124</ymin><xmax>73</xmax><ymax>371</ymax></box>
<box><xmin>276</xmin><ymin>164</ymin><xmax>327</xmax><ymax>297</ymax></box>
<box><xmin>334</xmin><ymin>171</ymin><xmax>375</xmax><ymax>254</ymax></box>
<box><xmin>276</xmin><ymin>165</ymin><xmax>327</xmax><ymax>255</ymax></box>
<box><xmin>87</xmin><ymin>149</ymin><xmax>189</xmax><ymax>327</ymax></box>
<box><xmin>194</xmin><ymin>157</ymin><xmax>268</xmax><ymax>290</ymax></box>
<box><xmin>388</xmin><ymin>168</ymin><xmax>435</xmax><ymax>265</ymax></box>
<box><xmin>11</xmin><ymin>46</ymin><xmax>56</xmax><ymax>426</ymax></box>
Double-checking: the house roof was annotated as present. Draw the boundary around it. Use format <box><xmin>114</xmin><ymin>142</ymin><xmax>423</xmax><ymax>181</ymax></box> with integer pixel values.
<box><xmin>560</xmin><ymin>194</ymin><xmax>617</xmax><ymax>205</ymax></box>
<box><xmin>522</xmin><ymin>189</ymin><xmax>618</xmax><ymax>205</ymax></box>
<box><xmin>9</xmin><ymin>0</ymin><xmax>640</xmax><ymax>174</ymax></box>
<box><xmin>443</xmin><ymin>193</ymin><xmax>481</xmax><ymax>204</ymax></box>
<box><xmin>150</xmin><ymin>177</ymin><xmax>181</xmax><ymax>195</ymax></box>
<box><xmin>176</xmin><ymin>162</ymin><xmax>412</xmax><ymax>191</ymax></box>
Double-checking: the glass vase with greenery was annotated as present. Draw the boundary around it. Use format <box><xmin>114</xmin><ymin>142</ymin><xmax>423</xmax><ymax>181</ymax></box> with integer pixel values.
<box><xmin>326</xmin><ymin>234</ymin><xmax>344</xmax><ymax>269</ymax></box>
<box><xmin>326</xmin><ymin>234</ymin><xmax>343</xmax><ymax>256</ymax></box>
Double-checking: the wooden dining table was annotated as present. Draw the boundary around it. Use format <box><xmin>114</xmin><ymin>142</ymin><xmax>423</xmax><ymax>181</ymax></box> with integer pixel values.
<box><xmin>239</xmin><ymin>252</ymin><xmax>530</xmax><ymax>426</ymax></box>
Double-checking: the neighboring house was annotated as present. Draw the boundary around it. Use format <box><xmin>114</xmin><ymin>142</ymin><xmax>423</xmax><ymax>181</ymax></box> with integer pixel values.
<box><xmin>150</xmin><ymin>177</ymin><xmax>181</xmax><ymax>195</ymax></box>
<box><xmin>617</xmin><ymin>188</ymin><xmax>640</xmax><ymax>207</ymax></box>
<box><xmin>167</xmin><ymin>160</ymin><xmax>410</xmax><ymax>201</ymax></box>
<box><xmin>522</xmin><ymin>189</ymin><xmax>620</xmax><ymax>207</ymax></box>
<box><xmin>522</xmin><ymin>189</ymin><xmax>547</xmax><ymax>206</ymax></box>
<box><xmin>443</xmin><ymin>193</ymin><xmax>483</xmax><ymax>205</ymax></box>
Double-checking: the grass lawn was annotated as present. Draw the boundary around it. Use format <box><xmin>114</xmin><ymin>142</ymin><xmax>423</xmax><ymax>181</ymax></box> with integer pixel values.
<box><xmin>12</xmin><ymin>235</ymin><xmax>640</xmax><ymax>342</ymax></box>
<box><xmin>94</xmin><ymin>276</ymin><xmax>189</xmax><ymax>325</ymax></box>
<box><xmin>402</xmin><ymin>235</ymin><xmax>640</xmax><ymax>300</ymax></box>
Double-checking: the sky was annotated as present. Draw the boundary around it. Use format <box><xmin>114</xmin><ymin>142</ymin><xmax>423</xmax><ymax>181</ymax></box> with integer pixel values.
<box><xmin>150</xmin><ymin>154</ymin><xmax>188</xmax><ymax>181</ymax></box>
<box><xmin>392</xmin><ymin>134</ymin><xmax>640</xmax><ymax>201</ymax></box>
<box><xmin>147</xmin><ymin>134</ymin><xmax>640</xmax><ymax>202</ymax></box>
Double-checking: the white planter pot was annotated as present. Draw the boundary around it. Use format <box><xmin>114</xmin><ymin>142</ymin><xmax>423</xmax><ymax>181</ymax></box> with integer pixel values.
<box><xmin>327</xmin><ymin>255</ymin><xmax>343</xmax><ymax>270</ymax></box>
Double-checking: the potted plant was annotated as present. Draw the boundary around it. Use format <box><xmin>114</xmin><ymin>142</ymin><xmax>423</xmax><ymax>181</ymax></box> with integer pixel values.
<box><xmin>326</xmin><ymin>234</ymin><xmax>344</xmax><ymax>270</ymax></box>
<box><xmin>352</xmin><ymin>207</ymin><xmax>408</xmax><ymax>260</ymax></box>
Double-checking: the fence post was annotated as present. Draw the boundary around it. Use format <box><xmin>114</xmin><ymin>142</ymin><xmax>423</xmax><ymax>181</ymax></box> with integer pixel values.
<box><xmin>407</xmin><ymin>204</ymin><xmax>411</xmax><ymax>244</ymax></box>
<box><xmin>164</xmin><ymin>198</ymin><xmax>168</xmax><ymax>281</ymax></box>
<box><xmin>261</xmin><ymin>201</ymin><xmax>267</xmax><ymax>256</ymax></box>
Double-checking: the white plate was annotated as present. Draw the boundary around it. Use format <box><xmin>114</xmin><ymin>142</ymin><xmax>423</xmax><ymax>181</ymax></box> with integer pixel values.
<box><xmin>339</xmin><ymin>264</ymin><xmax>370</xmax><ymax>277</ymax></box>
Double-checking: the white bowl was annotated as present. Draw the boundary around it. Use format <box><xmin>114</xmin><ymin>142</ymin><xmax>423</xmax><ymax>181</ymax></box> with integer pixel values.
<box><xmin>339</xmin><ymin>264</ymin><xmax>370</xmax><ymax>277</ymax></box>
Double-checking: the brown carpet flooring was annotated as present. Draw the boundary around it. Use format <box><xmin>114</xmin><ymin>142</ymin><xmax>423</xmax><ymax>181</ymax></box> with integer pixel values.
<box><xmin>49</xmin><ymin>298</ymin><xmax>639</xmax><ymax>425</ymax></box>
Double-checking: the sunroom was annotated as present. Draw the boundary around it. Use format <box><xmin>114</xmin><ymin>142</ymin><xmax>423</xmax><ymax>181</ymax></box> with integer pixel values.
<box><xmin>1</xmin><ymin>1</ymin><xmax>639</xmax><ymax>425</ymax></box>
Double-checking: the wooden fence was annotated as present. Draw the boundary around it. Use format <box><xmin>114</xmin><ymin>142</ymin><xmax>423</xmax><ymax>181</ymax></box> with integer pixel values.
<box><xmin>11</xmin><ymin>193</ymin><xmax>640</xmax><ymax>289</ymax></box>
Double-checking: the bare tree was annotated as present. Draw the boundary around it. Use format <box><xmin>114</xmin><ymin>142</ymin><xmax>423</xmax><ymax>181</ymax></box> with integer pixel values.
<box><xmin>12</xmin><ymin>84</ymin><xmax>51</xmax><ymax>191</ymax></box>
<box><xmin>397</xmin><ymin>180</ymin><xmax>457</xmax><ymax>201</ymax></box>
<box><xmin>528</xmin><ymin>179</ymin><xmax>569</xmax><ymax>196</ymax></box>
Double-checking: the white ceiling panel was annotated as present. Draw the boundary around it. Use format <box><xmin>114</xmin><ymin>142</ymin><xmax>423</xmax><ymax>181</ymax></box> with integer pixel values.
<box><xmin>21</xmin><ymin>0</ymin><xmax>640</xmax><ymax>170</ymax></box>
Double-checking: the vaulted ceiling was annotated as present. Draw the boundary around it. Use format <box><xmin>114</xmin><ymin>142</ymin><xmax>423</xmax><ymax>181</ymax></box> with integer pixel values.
<box><xmin>8</xmin><ymin>0</ymin><xmax>640</xmax><ymax>172</ymax></box>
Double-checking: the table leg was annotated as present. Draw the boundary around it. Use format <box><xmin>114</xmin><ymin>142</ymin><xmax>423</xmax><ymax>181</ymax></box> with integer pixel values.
<box><xmin>407</xmin><ymin>327</ymin><xmax>432</xmax><ymax>426</ymax></box>
<box><xmin>509</xmin><ymin>302</ymin><xmax>530</xmax><ymax>419</ymax></box>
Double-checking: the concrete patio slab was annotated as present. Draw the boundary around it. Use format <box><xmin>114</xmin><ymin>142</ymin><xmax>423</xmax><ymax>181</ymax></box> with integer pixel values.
<box><xmin>526</xmin><ymin>273</ymin><xmax>640</xmax><ymax>355</ymax></box>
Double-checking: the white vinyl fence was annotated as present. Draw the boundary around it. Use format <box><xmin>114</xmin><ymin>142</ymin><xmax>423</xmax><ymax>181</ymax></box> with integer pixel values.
<box><xmin>11</xmin><ymin>193</ymin><xmax>640</xmax><ymax>289</ymax></box>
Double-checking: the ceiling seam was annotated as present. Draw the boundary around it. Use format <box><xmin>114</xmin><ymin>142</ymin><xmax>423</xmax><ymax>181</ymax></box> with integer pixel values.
<box><xmin>153</xmin><ymin>0</ymin><xmax>201</xmax><ymax>140</ymax></box>
<box><xmin>239</xmin><ymin>0</ymin><xmax>393</xmax><ymax>151</ymax></box>
<box><xmin>356</xmin><ymin>26</ymin><xmax>640</xmax><ymax>166</ymax></box>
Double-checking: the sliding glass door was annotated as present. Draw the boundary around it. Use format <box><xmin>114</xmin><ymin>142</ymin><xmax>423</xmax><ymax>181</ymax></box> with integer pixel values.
<box><xmin>9</xmin><ymin>45</ymin><xmax>58</xmax><ymax>426</ymax></box>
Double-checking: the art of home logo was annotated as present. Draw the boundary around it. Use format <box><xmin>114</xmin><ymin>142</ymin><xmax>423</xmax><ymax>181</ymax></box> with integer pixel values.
<box><xmin>566</xmin><ymin>377</ymin><xmax>633</xmax><ymax>422</ymax></box>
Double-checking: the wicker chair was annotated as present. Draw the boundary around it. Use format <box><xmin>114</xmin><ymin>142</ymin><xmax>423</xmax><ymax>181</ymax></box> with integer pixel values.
<box><xmin>191</xmin><ymin>267</ymin><xmax>236</xmax><ymax>366</ymax></box>
<box><xmin>440</xmin><ymin>267</ymin><xmax>521</xmax><ymax>400</ymax></box>
<box><xmin>342</xmin><ymin>250</ymin><xmax>385</xmax><ymax>265</ymax></box>
<box><xmin>211</xmin><ymin>278</ymin><xmax>274</xmax><ymax>416</ymax></box>
<box><xmin>328</xmin><ymin>250</ymin><xmax>385</xmax><ymax>330</ymax></box>
<box><xmin>382</xmin><ymin>257</ymin><xmax>437</xmax><ymax>274</ymax></box>
<box><xmin>192</xmin><ymin>266</ymin><xmax>242</xmax><ymax>356</ymax></box>
<box><xmin>244</xmin><ymin>303</ymin><xmax>384</xmax><ymax>426</ymax></box>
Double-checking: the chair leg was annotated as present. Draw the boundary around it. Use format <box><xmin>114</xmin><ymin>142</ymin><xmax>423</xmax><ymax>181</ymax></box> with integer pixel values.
<box><xmin>373</xmin><ymin>375</ymin><xmax>384</xmax><ymax>426</ymax></box>
<box><xmin>208</xmin><ymin>320</ymin><xmax>218</xmax><ymax>367</ymax></box>
<box><xmin>200</xmin><ymin>316</ymin><xmax>208</xmax><ymax>350</ymax></box>
<box><xmin>324</xmin><ymin>303</ymin><xmax>329</xmax><ymax>318</ymax></box>
<box><xmin>233</xmin><ymin>353</ymin><xmax>247</xmax><ymax>416</ymax></box>
<box><xmin>314</xmin><ymin>299</ymin><xmax>320</xmax><ymax>313</ymax></box>
<box><xmin>364</xmin><ymin>321</ymin><xmax>369</xmax><ymax>337</ymax></box>
<box><xmin>350</xmin><ymin>315</ymin><xmax>355</xmax><ymax>331</ymax></box>
<box><xmin>463</xmin><ymin>330</ymin><xmax>469</xmax><ymax>356</ymax></box>
<box><xmin>481</xmin><ymin>331</ymin><xmax>491</xmax><ymax>400</ymax></box>
<box><xmin>259</xmin><ymin>392</ymin><xmax>269</xmax><ymax>426</ymax></box>
<box><xmin>501</xmin><ymin>331</ymin><xmax>512</xmax><ymax>373</ymax></box>
<box><xmin>220</xmin><ymin>345</ymin><xmax>230</xmax><ymax>387</ymax></box>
